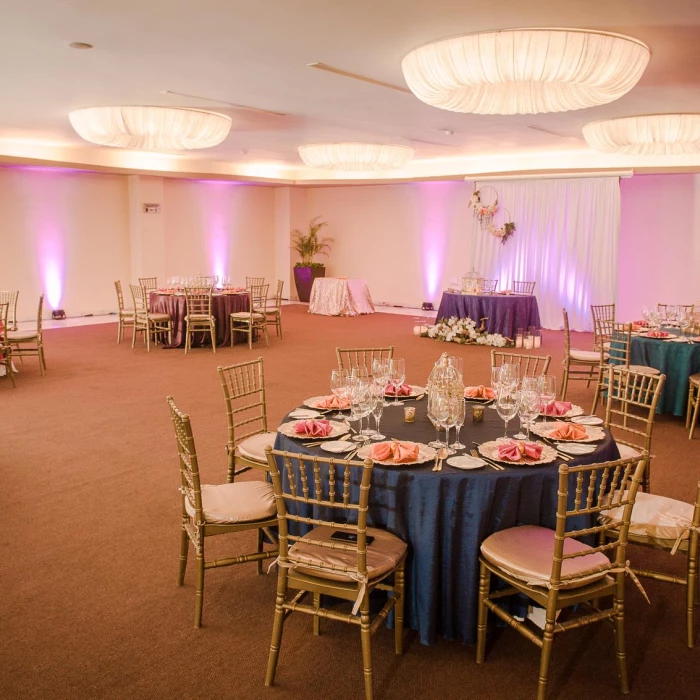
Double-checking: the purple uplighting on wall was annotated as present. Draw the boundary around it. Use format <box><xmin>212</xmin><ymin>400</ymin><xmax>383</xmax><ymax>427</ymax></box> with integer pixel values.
<box><xmin>208</xmin><ymin>214</ymin><xmax>228</xmax><ymax>284</ymax></box>
<box><xmin>419</xmin><ymin>182</ymin><xmax>451</xmax><ymax>302</ymax></box>
<box><xmin>39</xmin><ymin>230</ymin><xmax>64</xmax><ymax>310</ymax></box>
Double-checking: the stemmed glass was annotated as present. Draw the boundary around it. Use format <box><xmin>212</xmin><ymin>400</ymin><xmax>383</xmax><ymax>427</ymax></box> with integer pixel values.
<box><xmin>450</xmin><ymin>397</ymin><xmax>467</xmax><ymax>450</ymax></box>
<box><xmin>370</xmin><ymin>388</ymin><xmax>385</xmax><ymax>440</ymax></box>
<box><xmin>427</xmin><ymin>390</ymin><xmax>448</xmax><ymax>448</ymax></box>
<box><xmin>350</xmin><ymin>380</ymin><xmax>372</xmax><ymax>442</ymax></box>
<box><xmin>679</xmin><ymin>310</ymin><xmax>691</xmax><ymax>341</ymax></box>
<box><xmin>372</xmin><ymin>358</ymin><xmax>391</xmax><ymax>406</ymax></box>
<box><xmin>447</xmin><ymin>355</ymin><xmax>463</xmax><ymax>382</ymax></box>
<box><xmin>488</xmin><ymin>365</ymin><xmax>502</xmax><ymax>409</ymax></box>
<box><xmin>330</xmin><ymin>369</ymin><xmax>349</xmax><ymax>419</ymax></box>
<box><xmin>538</xmin><ymin>375</ymin><xmax>557</xmax><ymax>421</ymax></box>
<box><xmin>439</xmin><ymin>397</ymin><xmax>459</xmax><ymax>455</ymax></box>
<box><xmin>496</xmin><ymin>388</ymin><xmax>520</xmax><ymax>439</ymax></box>
<box><xmin>388</xmin><ymin>358</ymin><xmax>406</xmax><ymax>406</ymax></box>
<box><xmin>515</xmin><ymin>389</ymin><xmax>540</xmax><ymax>440</ymax></box>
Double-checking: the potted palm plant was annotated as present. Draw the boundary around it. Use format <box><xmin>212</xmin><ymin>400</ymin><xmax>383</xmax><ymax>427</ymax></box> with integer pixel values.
<box><xmin>291</xmin><ymin>216</ymin><xmax>333</xmax><ymax>302</ymax></box>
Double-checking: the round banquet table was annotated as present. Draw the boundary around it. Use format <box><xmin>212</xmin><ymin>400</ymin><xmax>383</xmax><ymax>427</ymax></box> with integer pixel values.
<box><xmin>273</xmin><ymin>399</ymin><xmax>619</xmax><ymax>646</ymax></box>
<box><xmin>630</xmin><ymin>330</ymin><xmax>700</xmax><ymax>416</ymax></box>
<box><xmin>436</xmin><ymin>291</ymin><xmax>541</xmax><ymax>339</ymax></box>
<box><xmin>149</xmin><ymin>291</ymin><xmax>251</xmax><ymax>348</ymax></box>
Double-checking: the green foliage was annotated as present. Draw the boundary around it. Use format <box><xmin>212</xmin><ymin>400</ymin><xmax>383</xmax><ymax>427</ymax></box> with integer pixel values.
<box><xmin>291</xmin><ymin>216</ymin><xmax>333</xmax><ymax>266</ymax></box>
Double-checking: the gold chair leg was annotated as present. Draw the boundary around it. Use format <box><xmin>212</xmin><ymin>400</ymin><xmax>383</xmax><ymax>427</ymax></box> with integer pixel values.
<box><xmin>194</xmin><ymin>548</ymin><xmax>204</xmax><ymax>628</ymax></box>
<box><xmin>146</xmin><ymin>322</ymin><xmax>151</xmax><ymax>352</ymax></box>
<box><xmin>265</xmin><ymin>571</ymin><xmax>288</xmax><ymax>687</ymax></box>
<box><xmin>226</xmin><ymin>449</ymin><xmax>235</xmax><ymax>484</ymax></box>
<box><xmin>210</xmin><ymin>325</ymin><xmax>216</xmax><ymax>354</ymax></box>
<box><xmin>690</xmin><ymin>392</ymin><xmax>700</xmax><ymax>440</ymax></box>
<box><xmin>185</xmin><ymin>322</ymin><xmax>190</xmax><ymax>354</ymax></box>
<box><xmin>613</xmin><ymin>585</ymin><xmax>629</xmax><ymax>693</ymax></box>
<box><xmin>178</xmin><ymin>524</ymin><xmax>189</xmax><ymax>586</ymax></box>
<box><xmin>313</xmin><ymin>592</ymin><xmax>321</xmax><ymax>636</ymax></box>
<box><xmin>262</xmin><ymin>324</ymin><xmax>269</xmax><ymax>348</ymax></box>
<box><xmin>688</xmin><ymin>549</ymin><xmax>697</xmax><ymax>648</ymax></box>
<box><xmin>360</xmin><ymin>598</ymin><xmax>374</xmax><ymax>700</ymax></box>
<box><xmin>38</xmin><ymin>346</ymin><xmax>46</xmax><ymax>375</ymax></box>
<box><xmin>394</xmin><ymin>562</ymin><xmax>405</xmax><ymax>654</ymax></box>
<box><xmin>686</xmin><ymin>386</ymin><xmax>694</xmax><ymax>429</ymax></box>
<box><xmin>117</xmin><ymin>318</ymin><xmax>123</xmax><ymax>344</ymax></box>
<box><xmin>560</xmin><ymin>365</ymin><xmax>569</xmax><ymax>401</ymax></box>
<box><xmin>257</xmin><ymin>528</ymin><xmax>264</xmax><ymax>575</ymax></box>
<box><xmin>591</xmin><ymin>367</ymin><xmax>604</xmax><ymax>414</ymax></box>
<box><xmin>536</xmin><ymin>604</ymin><xmax>558</xmax><ymax>700</ymax></box>
<box><xmin>476</xmin><ymin>561</ymin><xmax>490</xmax><ymax>663</ymax></box>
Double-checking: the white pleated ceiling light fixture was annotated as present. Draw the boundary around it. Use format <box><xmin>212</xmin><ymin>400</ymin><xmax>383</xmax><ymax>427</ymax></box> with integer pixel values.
<box><xmin>68</xmin><ymin>106</ymin><xmax>232</xmax><ymax>150</ymax></box>
<box><xmin>298</xmin><ymin>142</ymin><xmax>415</xmax><ymax>171</ymax></box>
<box><xmin>401</xmin><ymin>28</ymin><xmax>650</xmax><ymax>115</ymax></box>
<box><xmin>583</xmin><ymin>114</ymin><xmax>700</xmax><ymax>155</ymax></box>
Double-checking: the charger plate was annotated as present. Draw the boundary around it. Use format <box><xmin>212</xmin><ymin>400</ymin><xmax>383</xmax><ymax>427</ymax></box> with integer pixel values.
<box><xmin>357</xmin><ymin>441</ymin><xmax>435</xmax><ymax>466</ymax></box>
<box><xmin>278</xmin><ymin>420</ymin><xmax>348</xmax><ymax>440</ymax></box>
<box><xmin>478</xmin><ymin>438</ymin><xmax>557</xmax><ymax>466</ymax></box>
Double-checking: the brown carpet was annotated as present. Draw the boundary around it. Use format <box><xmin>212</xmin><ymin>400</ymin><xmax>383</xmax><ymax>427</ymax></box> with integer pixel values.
<box><xmin>2</xmin><ymin>305</ymin><xmax>699</xmax><ymax>700</ymax></box>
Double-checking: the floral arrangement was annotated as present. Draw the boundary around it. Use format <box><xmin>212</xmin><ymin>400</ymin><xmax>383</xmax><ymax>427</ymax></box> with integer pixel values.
<box><xmin>421</xmin><ymin>316</ymin><xmax>512</xmax><ymax>347</ymax></box>
<box><xmin>470</xmin><ymin>186</ymin><xmax>516</xmax><ymax>245</ymax></box>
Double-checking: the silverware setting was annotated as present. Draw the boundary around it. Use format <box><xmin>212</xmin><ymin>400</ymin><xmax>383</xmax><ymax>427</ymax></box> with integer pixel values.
<box><xmin>470</xmin><ymin>447</ymin><xmax>504</xmax><ymax>471</ymax></box>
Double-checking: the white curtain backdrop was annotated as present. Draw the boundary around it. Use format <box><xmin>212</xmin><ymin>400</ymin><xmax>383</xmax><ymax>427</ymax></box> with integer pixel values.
<box><xmin>471</xmin><ymin>177</ymin><xmax>620</xmax><ymax>331</ymax></box>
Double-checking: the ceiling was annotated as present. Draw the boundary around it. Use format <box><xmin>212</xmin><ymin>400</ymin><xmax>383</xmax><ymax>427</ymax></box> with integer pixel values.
<box><xmin>2</xmin><ymin>0</ymin><xmax>700</xmax><ymax>182</ymax></box>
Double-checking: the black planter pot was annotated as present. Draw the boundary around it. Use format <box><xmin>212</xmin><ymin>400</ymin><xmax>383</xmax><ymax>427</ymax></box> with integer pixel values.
<box><xmin>294</xmin><ymin>266</ymin><xmax>326</xmax><ymax>302</ymax></box>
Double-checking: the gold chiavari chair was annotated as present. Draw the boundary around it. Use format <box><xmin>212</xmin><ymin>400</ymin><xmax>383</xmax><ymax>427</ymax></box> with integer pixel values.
<box><xmin>264</xmin><ymin>447</ymin><xmax>407</xmax><ymax>700</ymax></box>
<box><xmin>591</xmin><ymin>303</ymin><xmax>615</xmax><ymax>351</ymax></box>
<box><xmin>336</xmin><ymin>346</ymin><xmax>394</xmax><ymax>378</ymax></box>
<box><xmin>601</xmin><ymin>481</ymin><xmax>700</xmax><ymax>648</ymax></box>
<box><xmin>130</xmin><ymin>284</ymin><xmax>172</xmax><ymax>352</ymax></box>
<box><xmin>0</xmin><ymin>302</ymin><xmax>16</xmax><ymax>387</ymax></box>
<box><xmin>512</xmin><ymin>280</ymin><xmax>536</xmax><ymax>295</ymax></box>
<box><xmin>264</xmin><ymin>280</ymin><xmax>284</xmax><ymax>338</ymax></box>
<box><xmin>560</xmin><ymin>308</ymin><xmax>599</xmax><ymax>400</ymax></box>
<box><xmin>491</xmin><ymin>349</ymin><xmax>551</xmax><ymax>377</ymax></box>
<box><xmin>0</xmin><ymin>290</ymin><xmax>19</xmax><ymax>331</ymax></box>
<box><xmin>603</xmin><ymin>365</ymin><xmax>665</xmax><ymax>492</ymax></box>
<box><xmin>478</xmin><ymin>278</ymin><xmax>498</xmax><ymax>293</ymax></box>
<box><xmin>114</xmin><ymin>280</ymin><xmax>135</xmax><ymax>344</ymax></box>
<box><xmin>246</xmin><ymin>276</ymin><xmax>265</xmax><ymax>288</ymax></box>
<box><xmin>167</xmin><ymin>397</ymin><xmax>278</xmax><ymax>629</ymax></box>
<box><xmin>591</xmin><ymin>321</ymin><xmax>660</xmax><ymax>414</ymax></box>
<box><xmin>217</xmin><ymin>358</ymin><xmax>277</xmax><ymax>484</ymax></box>
<box><xmin>476</xmin><ymin>453</ymin><xmax>648</xmax><ymax>700</ymax></box>
<box><xmin>230</xmin><ymin>284</ymin><xmax>269</xmax><ymax>350</ymax></box>
<box><xmin>658</xmin><ymin>303</ymin><xmax>695</xmax><ymax>320</ymax></box>
<box><xmin>687</xmin><ymin>373</ymin><xmax>700</xmax><ymax>439</ymax></box>
<box><xmin>191</xmin><ymin>275</ymin><xmax>217</xmax><ymax>286</ymax></box>
<box><xmin>184</xmin><ymin>286</ymin><xmax>216</xmax><ymax>354</ymax></box>
<box><xmin>6</xmin><ymin>294</ymin><xmax>46</xmax><ymax>376</ymax></box>
<box><xmin>138</xmin><ymin>276</ymin><xmax>157</xmax><ymax>310</ymax></box>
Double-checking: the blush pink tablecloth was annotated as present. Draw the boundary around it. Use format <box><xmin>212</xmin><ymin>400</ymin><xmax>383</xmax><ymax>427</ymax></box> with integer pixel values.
<box><xmin>308</xmin><ymin>278</ymin><xmax>375</xmax><ymax>316</ymax></box>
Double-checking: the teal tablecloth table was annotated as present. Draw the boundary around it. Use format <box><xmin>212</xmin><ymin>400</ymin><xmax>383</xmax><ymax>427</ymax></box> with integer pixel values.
<box><xmin>629</xmin><ymin>334</ymin><xmax>700</xmax><ymax>416</ymax></box>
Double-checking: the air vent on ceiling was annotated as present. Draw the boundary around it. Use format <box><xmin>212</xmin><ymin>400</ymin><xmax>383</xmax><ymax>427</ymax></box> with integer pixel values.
<box><xmin>161</xmin><ymin>90</ymin><xmax>287</xmax><ymax>117</ymax></box>
<box><xmin>307</xmin><ymin>63</ymin><xmax>411</xmax><ymax>94</ymax></box>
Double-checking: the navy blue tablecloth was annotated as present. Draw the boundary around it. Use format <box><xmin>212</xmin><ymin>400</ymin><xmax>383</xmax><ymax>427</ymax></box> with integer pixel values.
<box><xmin>630</xmin><ymin>333</ymin><xmax>700</xmax><ymax>416</ymax></box>
<box><xmin>436</xmin><ymin>292</ymin><xmax>541</xmax><ymax>339</ymax></box>
<box><xmin>274</xmin><ymin>400</ymin><xmax>618</xmax><ymax>646</ymax></box>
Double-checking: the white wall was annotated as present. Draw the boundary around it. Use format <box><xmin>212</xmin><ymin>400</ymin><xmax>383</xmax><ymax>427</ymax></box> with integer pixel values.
<box><xmin>0</xmin><ymin>167</ymin><xmax>130</xmax><ymax>321</ymax></box>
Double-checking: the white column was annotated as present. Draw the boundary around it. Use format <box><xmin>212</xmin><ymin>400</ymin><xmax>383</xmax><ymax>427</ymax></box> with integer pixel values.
<box><xmin>274</xmin><ymin>187</ymin><xmax>308</xmax><ymax>300</ymax></box>
<box><xmin>127</xmin><ymin>175</ymin><xmax>166</xmax><ymax>284</ymax></box>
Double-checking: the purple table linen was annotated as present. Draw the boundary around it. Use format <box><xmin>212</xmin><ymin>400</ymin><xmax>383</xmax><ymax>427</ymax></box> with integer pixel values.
<box><xmin>150</xmin><ymin>292</ymin><xmax>251</xmax><ymax>348</ymax></box>
<box><xmin>436</xmin><ymin>292</ymin><xmax>541</xmax><ymax>339</ymax></box>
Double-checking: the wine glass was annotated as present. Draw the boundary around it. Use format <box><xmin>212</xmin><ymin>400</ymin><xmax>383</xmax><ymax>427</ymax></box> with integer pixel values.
<box><xmin>516</xmin><ymin>389</ymin><xmax>540</xmax><ymax>440</ymax></box>
<box><xmin>538</xmin><ymin>375</ymin><xmax>556</xmax><ymax>421</ymax></box>
<box><xmin>350</xmin><ymin>379</ymin><xmax>371</xmax><ymax>442</ymax></box>
<box><xmin>330</xmin><ymin>369</ymin><xmax>349</xmax><ymax>419</ymax></box>
<box><xmin>427</xmin><ymin>391</ymin><xmax>449</xmax><ymax>448</ymax></box>
<box><xmin>372</xmin><ymin>358</ymin><xmax>391</xmax><ymax>406</ymax></box>
<box><xmin>388</xmin><ymin>358</ymin><xmax>406</xmax><ymax>406</ymax></box>
<box><xmin>447</xmin><ymin>355</ymin><xmax>463</xmax><ymax>382</ymax></box>
<box><xmin>370</xmin><ymin>388</ymin><xmax>385</xmax><ymax>440</ymax></box>
<box><xmin>679</xmin><ymin>310</ymin><xmax>691</xmax><ymax>341</ymax></box>
<box><xmin>488</xmin><ymin>365</ymin><xmax>502</xmax><ymax>409</ymax></box>
<box><xmin>500</xmin><ymin>362</ymin><xmax>520</xmax><ymax>391</ymax></box>
<box><xmin>496</xmin><ymin>388</ymin><xmax>520</xmax><ymax>439</ymax></box>
<box><xmin>450</xmin><ymin>397</ymin><xmax>467</xmax><ymax>450</ymax></box>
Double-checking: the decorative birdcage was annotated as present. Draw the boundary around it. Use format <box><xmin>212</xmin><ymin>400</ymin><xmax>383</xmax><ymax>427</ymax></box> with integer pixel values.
<box><xmin>427</xmin><ymin>353</ymin><xmax>464</xmax><ymax>397</ymax></box>
<box><xmin>461</xmin><ymin>269</ymin><xmax>480</xmax><ymax>295</ymax></box>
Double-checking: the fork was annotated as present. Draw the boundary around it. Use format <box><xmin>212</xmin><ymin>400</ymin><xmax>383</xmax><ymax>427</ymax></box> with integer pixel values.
<box><xmin>471</xmin><ymin>448</ymin><xmax>503</xmax><ymax>471</ymax></box>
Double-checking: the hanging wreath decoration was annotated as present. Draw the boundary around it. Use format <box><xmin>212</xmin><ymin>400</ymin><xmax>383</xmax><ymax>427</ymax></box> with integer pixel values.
<box><xmin>469</xmin><ymin>185</ymin><xmax>516</xmax><ymax>245</ymax></box>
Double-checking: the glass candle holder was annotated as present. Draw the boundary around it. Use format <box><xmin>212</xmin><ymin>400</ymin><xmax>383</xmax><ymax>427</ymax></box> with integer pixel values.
<box><xmin>404</xmin><ymin>406</ymin><xmax>416</xmax><ymax>423</ymax></box>
<box><xmin>515</xmin><ymin>328</ymin><xmax>524</xmax><ymax>348</ymax></box>
<box><xmin>472</xmin><ymin>405</ymin><xmax>485</xmax><ymax>422</ymax></box>
<box><xmin>533</xmin><ymin>330</ymin><xmax>542</xmax><ymax>348</ymax></box>
<box><xmin>523</xmin><ymin>334</ymin><xmax>534</xmax><ymax>350</ymax></box>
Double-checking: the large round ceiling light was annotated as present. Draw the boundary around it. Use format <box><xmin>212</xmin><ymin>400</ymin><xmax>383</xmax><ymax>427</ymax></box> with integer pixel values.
<box><xmin>68</xmin><ymin>106</ymin><xmax>232</xmax><ymax>150</ymax></box>
<box><xmin>298</xmin><ymin>142</ymin><xmax>414</xmax><ymax>171</ymax></box>
<box><xmin>583</xmin><ymin>114</ymin><xmax>700</xmax><ymax>155</ymax></box>
<box><xmin>401</xmin><ymin>28</ymin><xmax>650</xmax><ymax>115</ymax></box>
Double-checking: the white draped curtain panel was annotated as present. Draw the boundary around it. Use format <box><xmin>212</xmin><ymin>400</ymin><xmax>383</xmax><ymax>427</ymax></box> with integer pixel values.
<box><xmin>471</xmin><ymin>177</ymin><xmax>620</xmax><ymax>331</ymax></box>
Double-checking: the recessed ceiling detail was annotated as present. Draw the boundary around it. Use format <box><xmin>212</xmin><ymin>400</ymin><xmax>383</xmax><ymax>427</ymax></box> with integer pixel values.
<box><xmin>68</xmin><ymin>106</ymin><xmax>232</xmax><ymax>150</ymax></box>
<box><xmin>298</xmin><ymin>142</ymin><xmax>415</xmax><ymax>171</ymax></box>
<box><xmin>401</xmin><ymin>28</ymin><xmax>650</xmax><ymax>115</ymax></box>
<box><xmin>307</xmin><ymin>63</ymin><xmax>412</xmax><ymax>93</ymax></box>
<box><xmin>583</xmin><ymin>114</ymin><xmax>700</xmax><ymax>155</ymax></box>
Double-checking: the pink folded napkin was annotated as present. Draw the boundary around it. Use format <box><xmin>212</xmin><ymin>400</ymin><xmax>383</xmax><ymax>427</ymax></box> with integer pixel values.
<box><xmin>549</xmin><ymin>423</ymin><xmax>588</xmax><ymax>441</ymax></box>
<box><xmin>370</xmin><ymin>440</ymin><xmax>420</xmax><ymax>463</ymax></box>
<box><xmin>647</xmin><ymin>330</ymin><xmax>670</xmax><ymax>338</ymax></box>
<box><xmin>542</xmin><ymin>400</ymin><xmax>573</xmax><ymax>417</ymax></box>
<box><xmin>294</xmin><ymin>419</ymin><xmax>332</xmax><ymax>437</ymax></box>
<box><xmin>315</xmin><ymin>395</ymin><xmax>351</xmax><ymax>410</ymax></box>
<box><xmin>385</xmin><ymin>383</ymin><xmax>412</xmax><ymax>396</ymax></box>
<box><xmin>465</xmin><ymin>385</ymin><xmax>495</xmax><ymax>399</ymax></box>
<box><xmin>497</xmin><ymin>440</ymin><xmax>544</xmax><ymax>462</ymax></box>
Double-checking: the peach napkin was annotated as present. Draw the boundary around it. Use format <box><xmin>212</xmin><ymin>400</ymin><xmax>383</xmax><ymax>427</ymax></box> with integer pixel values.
<box><xmin>316</xmin><ymin>395</ymin><xmax>351</xmax><ymax>410</ymax></box>
<box><xmin>497</xmin><ymin>440</ymin><xmax>543</xmax><ymax>461</ymax></box>
<box><xmin>647</xmin><ymin>330</ymin><xmax>670</xmax><ymax>338</ymax></box>
<box><xmin>370</xmin><ymin>440</ymin><xmax>420</xmax><ymax>463</ymax></box>
<box><xmin>294</xmin><ymin>419</ymin><xmax>332</xmax><ymax>437</ymax></box>
<box><xmin>549</xmin><ymin>423</ymin><xmax>588</xmax><ymax>441</ymax></box>
<box><xmin>385</xmin><ymin>383</ymin><xmax>412</xmax><ymax>396</ymax></box>
<box><xmin>542</xmin><ymin>400</ymin><xmax>573</xmax><ymax>417</ymax></box>
<box><xmin>465</xmin><ymin>385</ymin><xmax>495</xmax><ymax>399</ymax></box>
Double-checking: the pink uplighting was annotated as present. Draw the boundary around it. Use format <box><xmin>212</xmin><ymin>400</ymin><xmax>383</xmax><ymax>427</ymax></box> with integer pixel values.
<box><xmin>208</xmin><ymin>214</ymin><xmax>228</xmax><ymax>285</ymax></box>
<box><xmin>419</xmin><ymin>183</ymin><xmax>451</xmax><ymax>302</ymax></box>
<box><xmin>37</xmin><ymin>224</ymin><xmax>65</xmax><ymax>310</ymax></box>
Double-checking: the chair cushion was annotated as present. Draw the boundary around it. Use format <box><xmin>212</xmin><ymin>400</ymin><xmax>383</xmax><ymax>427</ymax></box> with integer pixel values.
<box><xmin>570</xmin><ymin>349</ymin><xmax>599</xmax><ymax>362</ymax></box>
<box><xmin>236</xmin><ymin>432</ymin><xmax>278</xmax><ymax>462</ymax></box>
<box><xmin>602</xmin><ymin>491</ymin><xmax>696</xmax><ymax>550</ymax></box>
<box><xmin>148</xmin><ymin>313</ymin><xmax>171</xmax><ymax>321</ymax></box>
<box><xmin>629</xmin><ymin>365</ymin><xmax>660</xmax><ymax>375</ymax></box>
<box><xmin>264</xmin><ymin>307</ymin><xmax>280</xmax><ymax>314</ymax></box>
<box><xmin>184</xmin><ymin>481</ymin><xmax>276</xmax><ymax>524</ymax></box>
<box><xmin>289</xmin><ymin>525</ymin><xmax>407</xmax><ymax>582</ymax></box>
<box><xmin>6</xmin><ymin>330</ymin><xmax>38</xmax><ymax>341</ymax></box>
<box><xmin>616</xmin><ymin>444</ymin><xmax>641</xmax><ymax>461</ymax></box>
<box><xmin>690</xmin><ymin>373</ymin><xmax>700</xmax><ymax>386</ymax></box>
<box><xmin>480</xmin><ymin>525</ymin><xmax>611</xmax><ymax>589</ymax></box>
<box><xmin>185</xmin><ymin>314</ymin><xmax>215</xmax><ymax>321</ymax></box>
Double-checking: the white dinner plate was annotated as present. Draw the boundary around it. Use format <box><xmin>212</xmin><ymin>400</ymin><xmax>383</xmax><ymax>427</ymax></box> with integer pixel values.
<box><xmin>447</xmin><ymin>455</ymin><xmax>486</xmax><ymax>470</ymax></box>
<box><xmin>288</xmin><ymin>408</ymin><xmax>321</xmax><ymax>419</ymax></box>
<box><xmin>320</xmin><ymin>440</ymin><xmax>354</xmax><ymax>454</ymax></box>
<box><xmin>557</xmin><ymin>443</ymin><xmax>596</xmax><ymax>456</ymax></box>
<box><xmin>570</xmin><ymin>415</ymin><xmax>604</xmax><ymax>426</ymax></box>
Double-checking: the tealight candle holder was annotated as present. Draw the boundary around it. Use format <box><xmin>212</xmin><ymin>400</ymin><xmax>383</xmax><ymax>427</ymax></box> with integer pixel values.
<box><xmin>472</xmin><ymin>405</ymin><xmax>484</xmax><ymax>422</ymax></box>
<box><xmin>404</xmin><ymin>406</ymin><xmax>416</xmax><ymax>422</ymax></box>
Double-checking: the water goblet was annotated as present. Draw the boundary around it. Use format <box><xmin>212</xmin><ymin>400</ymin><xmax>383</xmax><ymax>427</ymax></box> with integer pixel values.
<box><xmin>389</xmin><ymin>358</ymin><xmax>406</xmax><ymax>406</ymax></box>
<box><xmin>538</xmin><ymin>375</ymin><xmax>556</xmax><ymax>421</ymax></box>
<box><xmin>330</xmin><ymin>368</ymin><xmax>349</xmax><ymax>419</ymax></box>
<box><xmin>370</xmin><ymin>391</ymin><xmax>385</xmax><ymax>440</ymax></box>
<box><xmin>427</xmin><ymin>390</ymin><xmax>448</xmax><ymax>448</ymax></box>
<box><xmin>496</xmin><ymin>388</ymin><xmax>520</xmax><ymax>439</ymax></box>
<box><xmin>488</xmin><ymin>365</ymin><xmax>502</xmax><ymax>409</ymax></box>
<box><xmin>450</xmin><ymin>397</ymin><xmax>467</xmax><ymax>450</ymax></box>
<box><xmin>372</xmin><ymin>358</ymin><xmax>392</xmax><ymax>406</ymax></box>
